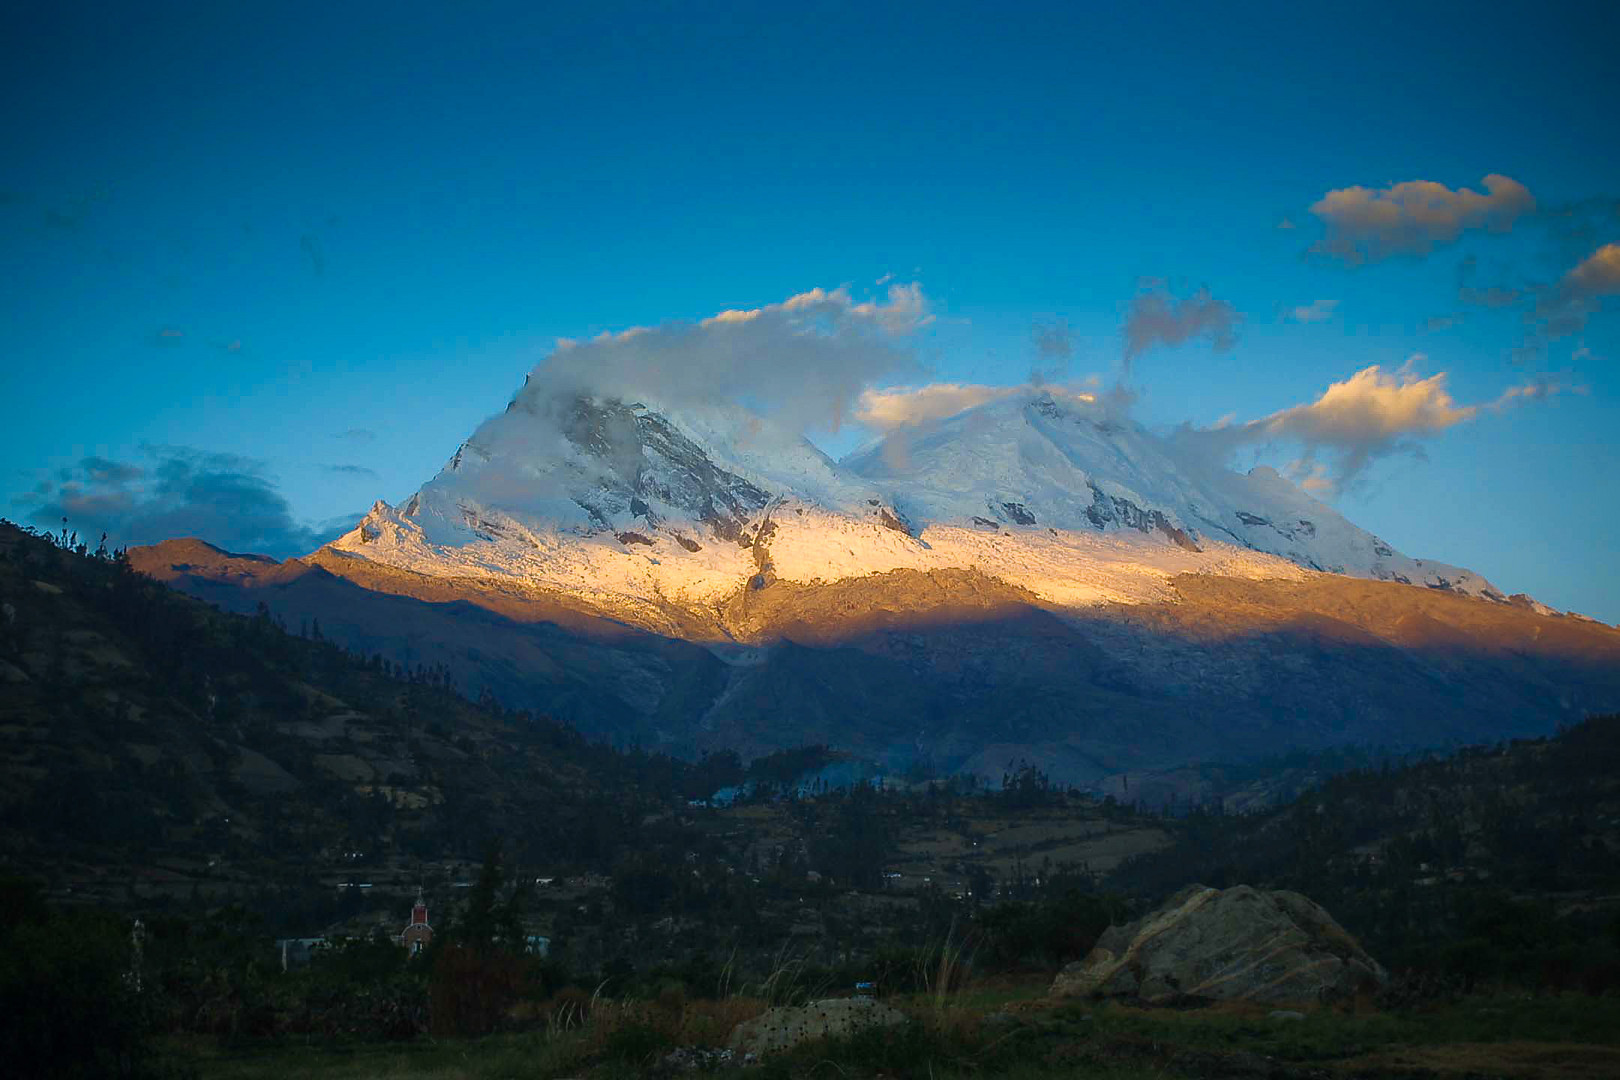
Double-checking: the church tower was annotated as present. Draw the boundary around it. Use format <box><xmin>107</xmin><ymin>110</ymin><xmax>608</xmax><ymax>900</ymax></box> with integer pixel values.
<box><xmin>400</xmin><ymin>888</ymin><xmax>433</xmax><ymax>955</ymax></box>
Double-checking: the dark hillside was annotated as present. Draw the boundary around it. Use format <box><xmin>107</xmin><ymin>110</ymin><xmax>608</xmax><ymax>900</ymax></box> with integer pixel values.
<box><xmin>0</xmin><ymin>520</ymin><xmax>692</xmax><ymax>928</ymax></box>
<box><xmin>1108</xmin><ymin>713</ymin><xmax>1620</xmax><ymax>991</ymax></box>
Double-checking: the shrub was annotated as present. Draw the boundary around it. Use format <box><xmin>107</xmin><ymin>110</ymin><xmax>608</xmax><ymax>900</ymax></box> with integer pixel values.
<box><xmin>0</xmin><ymin>896</ymin><xmax>162</xmax><ymax>1079</ymax></box>
<box><xmin>429</xmin><ymin>944</ymin><xmax>529</xmax><ymax>1037</ymax></box>
<box><xmin>600</xmin><ymin>1021</ymin><xmax>674</xmax><ymax>1067</ymax></box>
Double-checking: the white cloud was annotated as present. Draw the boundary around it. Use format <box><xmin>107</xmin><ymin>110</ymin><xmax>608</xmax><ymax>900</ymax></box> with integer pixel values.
<box><xmin>1310</xmin><ymin>174</ymin><xmax>1534</xmax><ymax>263</ymax></box>
<box><xmin>521</xmin><ymin>283</ymin><xmax>931</xmax><ymax>438</ymax></box>
<box><xmin>1254</xmin><ymin>362</ymin><xmax>1474</xmax><ymax>445</ymax></box>
<box><xmin>855</xmin><ymin>383</ymin><xmax>1021</xmax><ymax>431</ymax></box>
<box><xmin>1284</xmin><ymin>460</ymin><xmax>1334</xmax><ymax>493</ymax></box>
<box><xmin>1176</xmin><ymin>359</ymin><xmax>1568</xmax><ymax>495</ymax></box>
<box><xmin>850</xmin><ymin>282</ymin><xmax>936</xmax><ymax>334</ymax></box>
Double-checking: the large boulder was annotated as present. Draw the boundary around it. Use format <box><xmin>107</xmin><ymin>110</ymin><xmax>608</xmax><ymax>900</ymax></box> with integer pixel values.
<box><xmin>1051</xmin><ymin>884</ymin><xmax>1386</xmax><ymax>1006</ymax></box>
<box><xmin>726</xmin><ymin>996</ymin><xmax>907</xmax><ymax>1057</ymax></box>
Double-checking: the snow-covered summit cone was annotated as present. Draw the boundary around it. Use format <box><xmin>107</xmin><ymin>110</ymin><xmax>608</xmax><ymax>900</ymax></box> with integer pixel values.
<box><xmin>326</xmin><ymin>382</ymin><xmax>1510</xmax><ymax>633</ymax></box>
<box><xmin>843</xmin><ymin>388</ymin><xmax>1504</xmax><ymax>600</ymax></box>
<box><xmin>327</xmin><ymin>389</ymin><xmax>924</xmax><ymax>617</ymax></box>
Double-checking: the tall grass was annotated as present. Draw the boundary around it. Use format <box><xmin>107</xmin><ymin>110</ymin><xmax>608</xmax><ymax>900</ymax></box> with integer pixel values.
<box><xmin>745</xmin><ymin>941</ymin><xmax>837</xmax><ymax>1007</ymax></box>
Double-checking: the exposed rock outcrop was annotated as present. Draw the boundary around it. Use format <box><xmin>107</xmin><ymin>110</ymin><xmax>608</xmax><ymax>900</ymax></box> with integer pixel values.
<box><xmin>726</xmin><ymin>997</ymin><xmax>907</xmax><ymax>1056</ymax></box>
<box><xmin>1051</xmin><ymin>884</ymin><xmax>1386</xmax><ymax>1005</ymax></box>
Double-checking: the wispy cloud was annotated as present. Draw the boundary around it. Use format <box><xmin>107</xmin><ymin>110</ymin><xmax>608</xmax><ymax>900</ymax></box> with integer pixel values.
<box><xmin>1487</xmin><ymin>372</ymin><xmax>1582</xmax><ymax>413</ymax></box>
<box><xmin>1121</xmin><ymin>285</ymin><xmax>1240</xmax><ymax>371</ymax></box>
<box><xmin>1535</xmin><ymin>242</ymin><xmax>1620</xmax><ymax>336</ymax></box>
<box><xmin>300</xmin><ymin>233</ymin><xmax>326</xmax><ymax>276</ymax></box>
<box><xmin>1310</xmin><ymin>174</ymin><xmax>1534</xmax><ymax>263</ymax></box>
<box><xmin>149</xmin><ymin>326</ymin><xmax>186</xmax><ymax>348</ymax></box>
<box><xmin>1030</xmin><ymin>319</ymin><xmax>1073</xmax><ymax>384</ymax></box>
<box><xmin>1287</xmin><ymin>299</ymin><xmax>1339</xmax><ymax>323</ymax></box>
<box><xmin>334</xmin><ymin>428</ymin><xmax>377</xmax><ymax>442</ymax></box>
<box><xmin>13</xmin><ymin>446</ymin><xmax>346</xmax><ymax>558</ymax></box>
<box><xmin>1459</xmin><ymin>285</ymin><xmax>1523</xmax><ymax>308</ymax></box>
<box><xmin>323</xmin><ymin>464</ymin><xmax>379</xmax><ymax>479</ymax></box>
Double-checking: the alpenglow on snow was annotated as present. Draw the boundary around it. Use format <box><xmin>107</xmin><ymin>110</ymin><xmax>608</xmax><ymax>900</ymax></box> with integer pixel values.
<box><xmin>328</xmin><ymin>380</ymin><xmax>1505</xmax><ymax>633</ymax></box>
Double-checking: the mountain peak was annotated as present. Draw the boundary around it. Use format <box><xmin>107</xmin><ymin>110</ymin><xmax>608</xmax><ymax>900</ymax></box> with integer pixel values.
<box><xmin>313</xmin><ymin>382</ymin><xmax>1523</xmax><ymax>636</ymax></box>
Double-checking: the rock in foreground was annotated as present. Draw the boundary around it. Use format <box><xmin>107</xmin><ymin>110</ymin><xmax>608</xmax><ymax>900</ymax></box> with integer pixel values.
<box><xmin>1051</xmin><ymin>884</ymin><xmax>1386</xmax><ymax>1005</ymax></box>
<box><xmin>727</xmin><ymin>997</ymin><xmax>907</xmax><ymax>1057</ymax></box>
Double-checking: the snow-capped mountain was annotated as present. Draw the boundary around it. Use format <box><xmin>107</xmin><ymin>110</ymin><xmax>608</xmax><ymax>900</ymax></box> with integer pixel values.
<box><xmin>844</xmin><ymin>388</ymin><xmax>1501</xmax><ymax>599</ymax></box>
<box><xmin>139</xmin><ymin>381</ymin><xmax>1619</xmax><ymax>785</ymax></box>
<box><xmin>327</xmin><ymin>384</ymin><xmax>1506</xmax><ymax>637</ymax></box>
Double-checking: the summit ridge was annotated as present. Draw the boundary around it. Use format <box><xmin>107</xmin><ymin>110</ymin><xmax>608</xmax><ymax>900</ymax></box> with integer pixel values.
<box><xmin>327</xmin><ymin>385</ymin><xmax>1503</xmax><ymax>638</ymax></box>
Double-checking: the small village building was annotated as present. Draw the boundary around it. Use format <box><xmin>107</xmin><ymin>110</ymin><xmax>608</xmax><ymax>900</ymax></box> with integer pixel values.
<box><xmin>399</xmin><ymin>889</ymin><xmax>433</xmax><ymax>955</ymax></box>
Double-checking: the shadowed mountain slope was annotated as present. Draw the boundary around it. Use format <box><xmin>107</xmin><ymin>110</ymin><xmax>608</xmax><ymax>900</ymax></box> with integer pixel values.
<box><xmin>127</xmin><ymin>533</ymin><xmax>1620</xmax><ymax>787</ymax></box>
<box><xmin>0</xmin><ymin>521</ymin><xmax>701</xmax><ymax>910</ymax></box>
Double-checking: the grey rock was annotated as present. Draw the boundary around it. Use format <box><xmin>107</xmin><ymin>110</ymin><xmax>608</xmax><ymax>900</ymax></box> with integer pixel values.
<box><xmin>1268</xmin><ymin>1009</ymin><xmax>1306</xmax><ymax>1021</ymax></box>
<box><xmin>1051</xmin><ymin>884</ymin><xmax>1386</xmax><ymax>1006</ymax></box>
<box><xmin>726</xmin><ymin>996</ymin><xmax>907</xmax><ymax>1056</ymax></box>
<box><xmin>660</xmin><ymin>1046</ymin><xmax>734</xmax><ymax>1073</ymax></box>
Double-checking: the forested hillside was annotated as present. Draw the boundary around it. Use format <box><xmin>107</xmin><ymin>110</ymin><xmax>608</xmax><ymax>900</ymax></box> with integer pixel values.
<box><xmin>1108</xmin><ymin>714</ymin><xmax>1620</xmax><ymax>991</ymax></box>
<box><xmin>0</xmin><ymin>519</ymin><xmax>695</xmax><ymax>929</ymax></box>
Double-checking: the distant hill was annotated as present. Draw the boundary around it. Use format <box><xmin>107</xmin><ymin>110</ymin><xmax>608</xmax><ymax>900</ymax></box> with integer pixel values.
<box><xmin>0</xmin><ymin>520</ymin><xmax>698</xmax><ymax>928</ymax></box>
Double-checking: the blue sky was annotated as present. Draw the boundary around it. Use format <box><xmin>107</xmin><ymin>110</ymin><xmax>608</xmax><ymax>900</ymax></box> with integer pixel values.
<box><xmin>2</xmin><ymin>1</ymin><xmax>1617</xmax><ymax>619</ymax></box>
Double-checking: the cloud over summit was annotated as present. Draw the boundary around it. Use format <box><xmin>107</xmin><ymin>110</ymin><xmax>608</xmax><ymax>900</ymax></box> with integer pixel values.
<box><xmin>524</xmin><ymin>284</ymin><xmax>932</xmax><ymax>435</ymax></box>
<box><xmin>855</xmin><ymin>383</ymin><xmax>1023</xmax><ymax>432</ymax></box>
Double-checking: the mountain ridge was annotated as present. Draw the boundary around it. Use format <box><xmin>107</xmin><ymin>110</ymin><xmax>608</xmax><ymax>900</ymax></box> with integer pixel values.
<box><xmin>117</xmin><ymin>380</ymin><xmax>1620</xmax><ymax>784</ymax></box>
<box><xmin>323</xmin><ymin>387</ymin><xmax>1519</xmax><ymax>642</ymax></box>
<box><xmin>129</xmin><ymin>530</ymin><xmax>1620</xmax><ymax>786</ymax></box>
